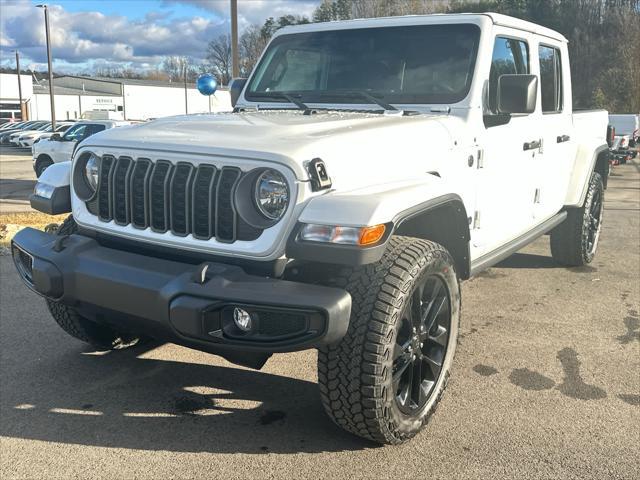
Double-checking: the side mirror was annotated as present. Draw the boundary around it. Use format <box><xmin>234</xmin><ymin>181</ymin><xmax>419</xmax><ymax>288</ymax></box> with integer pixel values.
<box><xmin>497</xmin><ymin>74</ymin><xmax>538</xmax><ymax>115</ymax></box>
<box><xmin>229</xmin><ymin>78</ymin><xmax>248</xmax><ymax>108</ymax></box>
<box><xmin>50</xmin><ymin>133</ymin><xmax>61</xmax><ymax>141</ymax></box>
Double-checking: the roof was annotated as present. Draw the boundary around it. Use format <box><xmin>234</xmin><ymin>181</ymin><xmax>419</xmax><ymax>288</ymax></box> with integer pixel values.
<box><xmin>93</xmin><ymin>76</ymin><xmax>198</xmax><ymax>89</ymax></box>
<box><xmin>33</xmin><ymin>82</ymin><xmax>121</xmax><ymax>97</ymax></box>
<box><xmin>56</xmin><ymin>75</ymin><xmax>229</xmax><ymax>90</ymax></box>
<box><xmin>278</xmin><ymin>12</ymin><xmax>567</xmax><ymax>42</ymax></box>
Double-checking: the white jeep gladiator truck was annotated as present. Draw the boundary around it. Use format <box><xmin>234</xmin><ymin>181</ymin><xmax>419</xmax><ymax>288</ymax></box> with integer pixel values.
<box><xmin>12</xmin><ymin>13</ymin><xmax>610</xmax><ymax>444</ymax></box>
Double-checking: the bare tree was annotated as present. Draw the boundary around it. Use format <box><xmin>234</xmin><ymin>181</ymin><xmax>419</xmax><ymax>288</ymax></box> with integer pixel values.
<box><xmin>206</xmin><ymin>34</ymin><xmax>232</xmax><ymax>86</ymax></box>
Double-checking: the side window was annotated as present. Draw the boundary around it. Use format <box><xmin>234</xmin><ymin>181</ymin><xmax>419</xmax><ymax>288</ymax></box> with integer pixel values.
<box><xmin>82</xmin><ymin>124</ymin><xmax>106</xmax><ymax>139</ymax></box>
<box><xmin>487</xmin><ymin>37</ymin><xmax>529</xmax><ymax>115</ymax></box>
<box><xmin>539</xmin><ymin>45</ymin><xmax>563</xmax><ymax>113</ymax></box>
<box><xmin>62</xmin><ymin>124</ymin><xmax>87</xmax><ymax>141</ymax></box>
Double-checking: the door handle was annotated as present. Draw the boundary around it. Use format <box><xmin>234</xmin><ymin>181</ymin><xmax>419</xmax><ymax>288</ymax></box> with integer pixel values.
<box><xmin>523</xmin><ymin>140</ymin><xmax>542</xmax><ymax>151</ymax></box>
<box><xmin>557</xmin><ymin>134</ymin><xmax>571</xmax><ymax>143</ymax></box>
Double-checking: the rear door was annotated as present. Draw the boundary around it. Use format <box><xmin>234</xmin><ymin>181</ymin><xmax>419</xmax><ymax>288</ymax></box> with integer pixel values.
<box><xmin>533</xmin><ymin>42</ymin><xmax>575</xmax><ymax>220</ymax></box>
<box><xmin>475</xmin><ymin>32</ymin><xmax>541</xmax><ymax>255</ymax></box>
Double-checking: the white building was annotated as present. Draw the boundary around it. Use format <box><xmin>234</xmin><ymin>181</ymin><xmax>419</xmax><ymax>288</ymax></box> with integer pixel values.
<box><xmin>0</xmin><ymin>73</ymin><xmax>231</xmax><ymax>122</ymax></box>
<box><xmin>0</xmin><ymin>73</ymin><xmax>33</xmax><ymax>121</ymax></box>
<box><xmin>52</xmin><ymin>75</ymin><xmax>231</xmax><ymax>121</ymax></box>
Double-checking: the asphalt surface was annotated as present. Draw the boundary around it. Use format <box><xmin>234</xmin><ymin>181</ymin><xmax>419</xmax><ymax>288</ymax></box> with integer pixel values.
<box><xmin>0</xmin><ymin>146</ymin><xmax>35</xmax><ymax>214</ymax></box>
<box><xmin>0</xmin><ymin>161</ymin><xmax>638</xmax><ymax>479</ymax></box>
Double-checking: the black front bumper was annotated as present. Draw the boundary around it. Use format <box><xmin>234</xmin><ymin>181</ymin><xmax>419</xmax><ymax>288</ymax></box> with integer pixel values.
<box><xmin>11</xmin><ymin>228</ymin><xmax>352</xmax><ymax>358</ymax></box>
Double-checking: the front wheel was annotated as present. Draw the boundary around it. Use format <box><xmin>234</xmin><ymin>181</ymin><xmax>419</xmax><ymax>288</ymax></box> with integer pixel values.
<box><xmin>35</xmin><ymin>156</ymin><xmax>53</xmax><ymax>178</ymax></box>
<box><xmin>317</xmin><ymin>236</ymin><xmax>460</xmax><ymax>444</ymax></box>
<box><xmin>550</xmin><ymin>172</ymin><xmax>604</xmax><ymax>266</ymax></box>
<box><xmin>46</xmin><ymin>215</ymin><xmax>141</xmax><ymax>350</ymax></box>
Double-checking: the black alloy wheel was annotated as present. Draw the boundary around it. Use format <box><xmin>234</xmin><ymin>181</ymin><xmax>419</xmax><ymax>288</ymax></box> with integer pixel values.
<box><xmin>586</xmin><ymin>186</ymin><xmax>603</xmax><ymax>256</ymax></box>
<box><xmin>393</xmin><ymin>274</ymin><xmax>451</xmax><ymax>414</ymax></box>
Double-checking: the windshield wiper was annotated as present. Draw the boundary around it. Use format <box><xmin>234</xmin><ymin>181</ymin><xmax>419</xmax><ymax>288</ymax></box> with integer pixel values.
<box><xmin>315</xmin><ymin>91</ymin><xmax>415</xmax><ymax>115</ymax></box>
<box><xmin>340</xmin><ymin>90</ymin><xmax>398</xmax><ymax>112</ymax></box>
<box><xmin>250</xmin><ymin>92</ymin><xmax>312</xmax><ymax>114</ymax></box>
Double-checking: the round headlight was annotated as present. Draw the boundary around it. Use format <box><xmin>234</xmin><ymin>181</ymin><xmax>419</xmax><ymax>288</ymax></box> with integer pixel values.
<box><xmin>254</xmin><ymin>169</ymin><xmax>289</xmax><ymax>220</ymax></box>
<box><xmin>84</xmin><ymin>154</ymin><xmax>100</xmax><ymax>191</ymax></box>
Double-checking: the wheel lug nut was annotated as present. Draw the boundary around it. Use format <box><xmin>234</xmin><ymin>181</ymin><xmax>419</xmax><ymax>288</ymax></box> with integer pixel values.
<box><xmin>420</xmin><ymin>342</ymin><xmax>423</xmax><ymax>348</ymax></box>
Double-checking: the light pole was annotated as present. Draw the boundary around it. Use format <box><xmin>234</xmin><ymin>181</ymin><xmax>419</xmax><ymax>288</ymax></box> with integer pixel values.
<box><xmin>14</xmin><ymin>51</ymin><xmax>24</xmax><ymax>120</ymax></box>
<box><xmin>183</xmin><ymin>59</ymin><xmax>188</xmax><ymax>115</ymax></box>
<box><xmin>231</xmin><ymin>0</ymin><xmax>239</xmax><ymax>79</ymax></box>
<box><xmin>36</xmin><ymin>4</ymin><xmax>56</xmax><ymax>129</ymax></box>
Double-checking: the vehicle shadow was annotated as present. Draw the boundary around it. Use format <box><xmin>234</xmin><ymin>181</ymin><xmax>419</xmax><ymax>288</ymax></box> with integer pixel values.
<box><xmin>0</xmin><ymin>341</ymin><xmax>376</xmax><ymax>454</ymax></box>
<box><xmin>495</xmin><ymin>252</ymin><xmax>558</xmax><ymax>269</ymax></box>
<box><xmin>0</xmin><ymin>179</ymin><xmax>36</xmax><ymax>201</ymax></box>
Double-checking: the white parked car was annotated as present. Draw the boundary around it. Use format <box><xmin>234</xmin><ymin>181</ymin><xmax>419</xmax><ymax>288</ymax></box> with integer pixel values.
<box><xmin>17</xmin><ymin>123</ymin><xmax>74</xmax><ymax>148</ymax></box>
<box><xmin>9</xmin><ymin>123</ymin><xmax>52</xmax><ymax>146</ymax></box>
<box><xmin>32</xmin><ymin>120</ymin><xmax>130</xmax><ymax>177</ymax></box>
<box><xmin>13</xmin><ymin>13</ymin><xmax>610</xmax><ymax>445</ymax></box>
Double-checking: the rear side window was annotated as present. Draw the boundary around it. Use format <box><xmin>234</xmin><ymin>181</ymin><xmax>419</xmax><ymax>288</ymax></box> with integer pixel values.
<box><xmin>83</xmin><ymin>124</ymin><xmax>106</xmax><ymax>138</ymax></box>
<box><xmin>539</xmin><ymin>45</ymin><xmax>563</xmax><ymax>113</ymax></box>
<box><xmin>487</xmin><ymin>37</ymin><xmax>529</xmax><ymax>114</ymax></box>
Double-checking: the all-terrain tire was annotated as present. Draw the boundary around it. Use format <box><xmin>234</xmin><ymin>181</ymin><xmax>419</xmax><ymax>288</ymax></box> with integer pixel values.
<box><xmin>35</xmin><ymin>156</ymin><xmax>53</xmax><ymax>178</ymax></box>
<box><xmin>45</xmin><ymin>215</ymin><xmax>140</xmax><ymax>350</ymax></box>
<box><xmin>550</xmin><ymin>172</ymin><xmax>604</xmax><ymax>266</ymax></box>
<box><xmin>317</xmin><ymin>236</ymin><xmax>460</xmax><ymax>445</ymax></box>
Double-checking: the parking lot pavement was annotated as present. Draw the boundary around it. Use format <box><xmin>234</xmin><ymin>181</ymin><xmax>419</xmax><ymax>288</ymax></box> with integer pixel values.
<box><xmin>0</xmin><ymin>162</ymin><xmax>638</xmax><ymax>480</ymax></box>
<box><xmin>0</xmin><ymin>146</ymin><xmax>36</xmax><ymax>214</ymax></box>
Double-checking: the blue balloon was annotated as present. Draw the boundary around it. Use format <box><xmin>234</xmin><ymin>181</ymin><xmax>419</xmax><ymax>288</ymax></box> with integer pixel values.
<box><xmin>197</xmin><ymin>74</ymin><xmax>218</xmax><ymax>96</ymax></box>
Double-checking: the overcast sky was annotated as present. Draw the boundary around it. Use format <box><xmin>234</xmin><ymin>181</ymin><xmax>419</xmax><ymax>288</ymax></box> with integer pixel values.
<box><xmin>0</xmin><ymin>0</ymin><xmax>320</xmax><ymax>73</ymax></box>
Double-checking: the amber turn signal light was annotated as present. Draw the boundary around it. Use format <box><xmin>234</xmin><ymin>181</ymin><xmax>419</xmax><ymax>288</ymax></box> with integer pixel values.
<box><xmin>359</xmin><ymin>224</ymin><xmax>386</xmax><ymax>245</ymax></box>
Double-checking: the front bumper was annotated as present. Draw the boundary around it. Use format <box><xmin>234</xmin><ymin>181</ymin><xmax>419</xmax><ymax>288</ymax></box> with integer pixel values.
<box><xmin>11</xmin><ymin>228</ymin><xmax>352</xmax><ymax>358</ymax></box>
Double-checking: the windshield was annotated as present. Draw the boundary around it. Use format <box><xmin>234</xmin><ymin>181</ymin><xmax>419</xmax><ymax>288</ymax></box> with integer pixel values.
<box><xmin>247</xmin><ymin>24</ymin><xmax>480</xmax><ymax>105</ymax></box>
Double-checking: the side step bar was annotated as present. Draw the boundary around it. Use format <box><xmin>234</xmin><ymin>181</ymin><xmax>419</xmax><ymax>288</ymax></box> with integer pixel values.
<box><xmin>469</xmin><ymin>211</ymin><xmax>567</xmax><ymax>277</ymax></box>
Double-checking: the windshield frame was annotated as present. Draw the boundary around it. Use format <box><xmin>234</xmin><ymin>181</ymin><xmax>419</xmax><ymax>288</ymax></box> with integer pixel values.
<box><xmin>244</xmin><ymin>23</ymin><xmax>481</xmax><ymax>107</ymax></box>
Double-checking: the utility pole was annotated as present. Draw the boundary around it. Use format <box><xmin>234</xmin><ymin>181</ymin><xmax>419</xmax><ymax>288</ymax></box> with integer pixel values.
<box><xmin>231</xmin><ymin>0</ymin><xmax>239</xmax><ymax>79</ymax></box>
<box><xmin>15</xmin><ymin>51</ymin><xmax>24</xmax><ymax>120</ymax></box>
<box><xmin>183</xmin><ymin>59</ymin><xmax>188</xmax><ymax>115</ymax></box>
<box><xmin>37</xmin><ymin>4</ymin><xmax>56</xmax><ymax>129</ymax></box>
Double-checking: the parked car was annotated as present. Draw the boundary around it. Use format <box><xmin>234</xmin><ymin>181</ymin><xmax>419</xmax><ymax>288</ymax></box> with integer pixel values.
<box><xmin>0</xmin><ymin>121</ymin><xmax>48</xmax><ymax>144</ymax></box>
<box><xmin>13</xmin><ymin>13</ymin><xmax>610</xmax><ymax>445</ymax></box>
<box><xmin>8</xmin><ymin>122</ymin><xmax>52</xmax><ymax>146</ymax></box>
<box><xmin>32</xmin><ymin>120</ymin><xmax>130</xmax><ymax>177</ymax></box>
<box><xmin>608</xmin><ymin>114</ymin><xmax>639</xmax><ymax>162</ymax></box>
<box><xmin>18</xmin><ymin>123</ymin><xmax>74</xmax><ymax>148</ymax></box>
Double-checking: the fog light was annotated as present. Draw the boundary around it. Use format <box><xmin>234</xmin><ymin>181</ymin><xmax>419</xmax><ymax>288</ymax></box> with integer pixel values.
<box><xmin>233</xmin><ymin>308</ymin><xmax>253</xmax><ymax>331</ymax></box>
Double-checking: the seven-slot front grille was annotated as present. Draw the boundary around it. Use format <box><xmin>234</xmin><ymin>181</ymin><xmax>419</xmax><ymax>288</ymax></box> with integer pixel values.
<box><xmin>93</xmin><ymin>155</ymin><xmax>262</xmax><ymax>243</ymax></box>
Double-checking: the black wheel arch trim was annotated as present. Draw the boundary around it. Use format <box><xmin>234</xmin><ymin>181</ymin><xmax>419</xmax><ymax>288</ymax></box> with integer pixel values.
<box><xmin>575</xmin><ymin>144</ymin><xmax>609</xmax><ymax>206</ymax></box>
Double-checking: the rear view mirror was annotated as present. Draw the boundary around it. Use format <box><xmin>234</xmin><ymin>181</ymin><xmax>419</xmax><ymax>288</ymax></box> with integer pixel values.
<box><xmin>497</xmin><ymin>74</ymin><xmax>538</xmax><ymax>115</ymax></box>
<box><xmin>50</xmin><ymin>133</ymin><xmax>61</xmax><ymax>141</ymax></box>
<box><xmin>229</xmin><ymin>78</ymin><xmax>248</xmax><ymax>108</ymax></box>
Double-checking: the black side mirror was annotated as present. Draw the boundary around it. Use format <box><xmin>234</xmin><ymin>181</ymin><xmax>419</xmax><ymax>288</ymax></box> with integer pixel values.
<box><xmin>229</xmin><ymin>78</ymin><xmax>248</xmax><ymax>108</ymax></box>
<box><xmin>497</xmin><ymin>74</ymin><xmax>538</xmax><ymax>115</ymax></box>
<box><xmin>50</xmin><ymin>133</ymin><xmax>61</xmax><ymax>141</ymax></box>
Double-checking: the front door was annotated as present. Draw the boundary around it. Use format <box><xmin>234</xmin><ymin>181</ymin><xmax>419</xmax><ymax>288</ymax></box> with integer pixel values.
<box><xmin>474</xmin><ymin>34</ymin><xmax>541</xmax><ymax>257</ymax></box>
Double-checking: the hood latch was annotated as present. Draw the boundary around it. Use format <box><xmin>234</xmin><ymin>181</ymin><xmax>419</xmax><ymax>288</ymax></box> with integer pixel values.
<box><xmin>306</xmin><ymin>158</ymin><xmax>332</xmax><ymax>192</ymax></box>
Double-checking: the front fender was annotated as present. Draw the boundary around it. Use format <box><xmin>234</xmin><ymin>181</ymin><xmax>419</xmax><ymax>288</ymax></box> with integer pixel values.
<box><xmin>30</xmin><ymin>161</ymin><xmax>72</xmax><ymax>215</ymax></box>
<box><xmin>298</xmin><ymin>176</ymin><xmax>452</xmax><ymax>227</ymax></box>
<box><xmin>37</xmin><ymin>161</ymin><xmax>71</xmax><ymax>188</ymax></box>
<box><xmin>289</xmin><ymin>176</ymin><xmax>468</xmax><ymax>269</ymax></box>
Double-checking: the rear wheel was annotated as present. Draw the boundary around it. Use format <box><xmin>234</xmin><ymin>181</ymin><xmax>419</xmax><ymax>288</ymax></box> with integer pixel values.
<box><xmin>317</xmin><ymin>236</ymin><xmax>460</xmax><ymax>444</ymax></box>
<box><xmin>45</xmin><ymin>215</ymin><xmax>140</xmax><ymax>350</ymax></box>
<box><xmin>551</xmin><ymin>172</ymin><xmax>604</xmax><ymax>266</ymax></box>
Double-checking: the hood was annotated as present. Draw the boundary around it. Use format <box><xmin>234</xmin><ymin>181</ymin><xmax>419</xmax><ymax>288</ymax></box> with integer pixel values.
<box><xmin>83</xmin><ymin>110</ymin><xmax>458</xmax><ymax>188</ymax></box>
